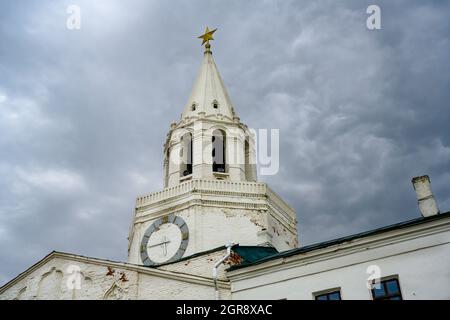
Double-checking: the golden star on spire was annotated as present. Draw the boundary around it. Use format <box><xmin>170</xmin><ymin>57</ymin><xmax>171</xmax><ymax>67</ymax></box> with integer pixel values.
<box><xmin>198</xmin><ymin>26</ymin><xmax>217</xmax><ymax>46</ymax></box>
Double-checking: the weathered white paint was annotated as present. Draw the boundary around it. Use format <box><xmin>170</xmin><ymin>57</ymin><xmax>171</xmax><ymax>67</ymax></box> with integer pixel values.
<box><xmin>0</xmin><ymin>252</ymin><xmax>230</xmax><ymax>300</ymax></box>
<box><xmin>412</xmin><ymin>175</ymin><xmax>440</xmax><ymax>217</ymax></box>
<box><xmin>157</xmin><ymin>248</ymin><xmax>231</xmax><ymax>280</ymax></box>
<box><xmin>228</xmin><ymin>215</ymin><xmax>450</xmax><ymax>300</ymax></box>
<box><xmin>128</xmin><ymin>180</ymin><xmax>298</xmax><ymax>265</ymax></box>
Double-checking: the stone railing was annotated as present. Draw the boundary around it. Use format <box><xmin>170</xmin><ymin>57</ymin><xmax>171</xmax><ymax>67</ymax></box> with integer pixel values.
<box><xmin>136</xmin><ymin>179</ymin><xmax>267</xmax><ymax>208</ymax></box>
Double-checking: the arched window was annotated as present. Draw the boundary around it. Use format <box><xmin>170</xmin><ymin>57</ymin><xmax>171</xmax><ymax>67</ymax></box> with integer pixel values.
<box><xmin>180</xmin><ymin>132</ymin><xmax>193</xmax><ymax>176</ymax></box>
<box><xmin>212</xmin><ymin>129</ymin><xmax>226</xmax><ymax>173</ymax></box>
<box><xmin>164</xmin><ymin>149</ymin><xmax>170</xmax><ymax>187</ymax></box>
<box><xmin>244</xmin><ymin>138</ymin><xmax>251</xmax><ymax>181</ymax></box>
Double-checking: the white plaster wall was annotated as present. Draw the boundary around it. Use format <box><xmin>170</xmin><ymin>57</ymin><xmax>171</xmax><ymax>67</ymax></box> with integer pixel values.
<box><xmin>168</xmin><ymin>138</ymin><xmax>182</xmax><ymax>187</ymax></box>
<box><xmin>0</xmin><ymin>255</ymin><xmax>229</xmax><ymax>300</ymax></box>
<box><xmin>166</xmin><ymin>120</ymin><xmax>256</xmax><ymax>187</ymax></box>
<box><xmin>268</xmin><ymin>213</ymin><xmax>299</xmax><ymax>251</ymax></box>
<box><xmin>0</xmin><ymin>257</ymin><xmax>138</xmax><ymax>300</ymax></box>
<box><xmin>128</xmin><ymin>221</ymin><xmax>144</xmax><ymax>263</ymax></box>
<box><xmin>158</xmin><ymin>248</ymin><xmax>230</xmax><ymax>280</ymax></box>
<box><xmin>129</xmin><ymin>179</ymin><xmax>298</xmax><ymax>265</ymax></box>
<box><xmin>137</xmin><ymin>273</ymin><xmax>230</xmax><ymax>300</ymax></box>
<box><xmin>229</xmin><ymin>228</ymin><xmax>450</xmax><ymax>300</ymax></box>
<box><xmin>182</xmin><ymin>206</ymin><xmax>265</xmax><ymax>255</ymax></box>
<box><xmin>128</xmin><ymin>206</ymin><xmax>267</xmax><ymax>265</ymax></box>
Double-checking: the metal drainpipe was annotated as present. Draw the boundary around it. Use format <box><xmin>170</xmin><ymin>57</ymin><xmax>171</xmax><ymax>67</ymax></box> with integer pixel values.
<box><xmin>213</xmin><ymin>243</ymin><xmax>237</xmax><ymax>300</ymax></box>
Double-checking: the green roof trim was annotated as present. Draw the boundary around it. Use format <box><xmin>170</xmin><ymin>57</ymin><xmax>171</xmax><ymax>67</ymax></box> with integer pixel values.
<box><xmin>228</xmin><ymin>211</ymin><xmax>450</xmax><ymax>271</ymax></box>
<box><xmin>233</xmin><ymin>246</ymin><xmax>278</xmax><ymax>264</ymax></box>
<box><xmin>148</xmin><ymin>245</ymin><xmax>278</xmax><ymax>268</ymax></box>
<box><xmin>149</xmin><ymin>245</ymin><xmax>227</xmax><ymax>268</ymax></box>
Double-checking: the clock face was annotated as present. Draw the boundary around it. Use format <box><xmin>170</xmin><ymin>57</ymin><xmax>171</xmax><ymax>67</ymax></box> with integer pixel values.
<box><xmin>140</xmin><ymin>214</ymin><xmax>189</xmax><ymax>266</ymax></box>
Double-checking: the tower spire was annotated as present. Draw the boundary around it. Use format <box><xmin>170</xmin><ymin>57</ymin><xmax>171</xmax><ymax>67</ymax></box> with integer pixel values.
<box><xmin>181</xmin><ymin>27</ymin><xmax>236</xmax><ymax>121</ymax></box>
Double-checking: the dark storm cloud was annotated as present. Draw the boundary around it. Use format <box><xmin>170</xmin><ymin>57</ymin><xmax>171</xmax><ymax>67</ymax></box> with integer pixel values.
<box><xmin>1</xmin><ymin>0</ymin><xmax>449</xmax><ymax>285</ymax></box>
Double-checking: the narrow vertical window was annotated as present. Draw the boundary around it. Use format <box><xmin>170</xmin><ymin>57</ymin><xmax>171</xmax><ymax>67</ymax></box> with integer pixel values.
<box><xmin>212</xmin><ymin>129</ymin><xmax>226</xmax><ymax>173</ymax></box>
<box><xmin>164</xmin><ymin>149</ymin><xmax>170</xmax><ymax>187</ymax></box>
<box><xmin>244</xmin><ymin>138</ymin><xmax>251</xmax><ymax>181</ymax></box>
<box><xmin>187</xmin><ymin>133</ymin><xmax>192</xmax><ymax>175</ymax></box>
<box><xmin>180</xmin><ymin>132</ymin><xmax>193</xmax><ymax>177</ymax></box>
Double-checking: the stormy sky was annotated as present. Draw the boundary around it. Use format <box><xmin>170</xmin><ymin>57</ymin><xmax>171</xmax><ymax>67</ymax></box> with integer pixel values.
<box><xmin>1</xmin><ymin>0</ymin><xmax>449</xmax><ymax>285</ymax></box>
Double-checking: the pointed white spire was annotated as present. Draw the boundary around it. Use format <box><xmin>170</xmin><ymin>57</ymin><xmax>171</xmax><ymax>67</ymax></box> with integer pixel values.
<box><xmin>181</xmin><ymin>43</ymin><xmax>237</xmax><ymax>121</ymax></box>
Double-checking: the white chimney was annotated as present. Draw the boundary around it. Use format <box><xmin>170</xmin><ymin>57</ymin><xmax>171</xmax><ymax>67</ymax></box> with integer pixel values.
<box><xmin>412</xmin><ymin>175</ymin><xmax>440</xmax><ymax>217</ymax></box>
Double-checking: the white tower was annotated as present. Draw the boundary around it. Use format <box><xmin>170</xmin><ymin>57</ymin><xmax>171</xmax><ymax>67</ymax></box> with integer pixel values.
<box><xmin>128</xmin><ymin>28</ymin><xmax>298</xmax><ymax>266</ymax></box>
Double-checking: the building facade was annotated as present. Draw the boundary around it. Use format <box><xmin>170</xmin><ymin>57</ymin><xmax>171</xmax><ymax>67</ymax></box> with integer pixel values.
<box><xmin>228</xmin><ymin>212</ymin><xmax>450</xmax><ymax>300</ymax></box>
<box><xmin>1</xmin><ymin>32</ymin><xmax>449</xmax><ymax>300</ymax></box>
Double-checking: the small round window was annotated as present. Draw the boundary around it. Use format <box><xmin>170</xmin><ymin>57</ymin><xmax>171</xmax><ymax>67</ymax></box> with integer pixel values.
<box><xmin>191</xmin><ymin>103</ymin><xmax>196</xmax><ymax>111</ymax></box>
<box><xmin>213</xmin><ymin>101</ymin><xmax>219</xmax><ymax>109</ymax></box>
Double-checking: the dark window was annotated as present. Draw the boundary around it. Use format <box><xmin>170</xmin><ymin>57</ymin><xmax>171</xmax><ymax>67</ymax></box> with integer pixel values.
<box><xmin>315</xmin><ymin>290</ymin><xmax>341</xmax><ymax>300</ymax></box>
<box><xmin>244</xmin><ymin>138</ymin><xmax>252</xmax><ymax>181</ymax></box>
<box><xmin>212</xmin><ymin>130</ymin><xmax>226</xmax><ymax>173</ymax></box>
<box><xmin>180</xmin><ymin>133</ymin><xmax>193</xmax><ymax>176</ymax></box>
<box><xmin>371</xmin><ymin>278</ymin><xmax>402</xmax><ymax>300</ymax></box>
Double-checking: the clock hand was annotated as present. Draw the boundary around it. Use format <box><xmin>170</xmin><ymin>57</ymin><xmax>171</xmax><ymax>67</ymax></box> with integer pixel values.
<box><xmin>147</xmin><ymin>236</ymin><xmax>171</xmax><ymax>256</ymax></box>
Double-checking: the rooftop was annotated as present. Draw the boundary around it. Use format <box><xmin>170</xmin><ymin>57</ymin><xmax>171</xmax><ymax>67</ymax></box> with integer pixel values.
<box><xmin>228</xmin><ymin>211</ymin><xmax>450</xmax><ymax>271</ymax></box>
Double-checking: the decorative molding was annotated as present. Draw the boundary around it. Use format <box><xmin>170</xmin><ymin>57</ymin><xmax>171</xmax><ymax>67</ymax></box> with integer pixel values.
<box><xmin>136</xmin><ymin>179</ymin><xmax>293</xmax><ymax>212</ymax></box>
